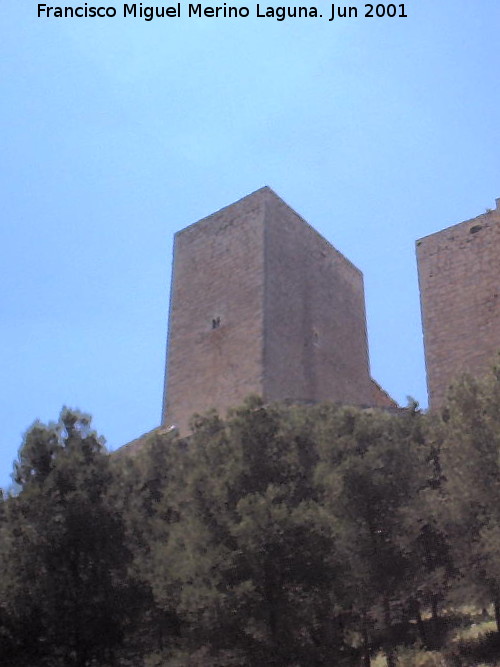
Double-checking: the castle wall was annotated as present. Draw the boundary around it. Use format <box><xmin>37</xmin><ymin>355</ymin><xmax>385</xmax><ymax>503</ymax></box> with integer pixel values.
<box><xmin>262</xmin><ymin>192</ymin><xmax>373</xmax><ymax>405</ymax></box>
<box><xmin>417</xmin><ymin>199</ymin><xmax>500</xmax><ymax>408</ymax></box>
<box><xmin>162</xmin><ymin>191</ymin><xmax>267</xmax><ymax>433</ymax></box>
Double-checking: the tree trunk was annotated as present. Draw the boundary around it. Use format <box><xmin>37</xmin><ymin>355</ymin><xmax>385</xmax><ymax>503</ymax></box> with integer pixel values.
<box><xmin>361</xmin><ymin>610</ymin><xmax>371</xmax><ymax>667</ymax></box>
<box><xmin>157</xmin><ymin>611</ymin><xmax>164</xmax><ymax>651</ymax></box>
<box><xmin>494</xmin><ymin>598</ymin><xmax>500</xmax><ymax>635</ymax></box>
<box><xmin>75</xmin><ymin>648</ymin><xmax>87</xmax><ymax>667</ymax></box>
<box><xmin>383</xmin><ymin>597</ymin><xmax>397</xmax><ymax>667</ymax></box>
<box><xmin>430</xmin><ymin>594</ymin><xmax>440</xmax><ymax>648</ymax></box>
<box><xmin>413</xmin><ymin>600</ymin><xmax>427</xmax><ymax>647</ymax></box>
<box><xmin>265</xmin><ymin>570</ymin><xmax>280</xmax><ymax>660</ymax></box>
<box><xmin>431</xmin><ymin>595</ymin><xmax>439</xmax><ymax>622</ymax></box>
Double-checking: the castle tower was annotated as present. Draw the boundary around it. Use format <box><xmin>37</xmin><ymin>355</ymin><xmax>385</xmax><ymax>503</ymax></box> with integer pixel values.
<box><xmin>163</xmin><ymin>187</ymin><xmax>394</xmax><ymax>433</ymax></box>
<box><xmin>417</xmin><ymin>198</ymin><xmax>500</xmax><ymax>409</ymax></box>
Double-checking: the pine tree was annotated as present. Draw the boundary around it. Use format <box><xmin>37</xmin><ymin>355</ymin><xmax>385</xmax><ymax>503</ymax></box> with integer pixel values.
<box><xmin>0</xmin><ymin>408</ymin><xmax>132</xmax><ymax>666</ymax></box>
<box><xmin>439</xmin><ymin>369</ymin><xmax>500</xmax><ymax>633</ymax></box>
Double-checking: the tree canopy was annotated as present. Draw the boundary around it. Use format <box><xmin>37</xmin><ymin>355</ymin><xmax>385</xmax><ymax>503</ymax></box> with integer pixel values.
<box><xmin>3</xmin><ymin>370</ymin><xmax>500</xmax><ymax>665</ymax></box>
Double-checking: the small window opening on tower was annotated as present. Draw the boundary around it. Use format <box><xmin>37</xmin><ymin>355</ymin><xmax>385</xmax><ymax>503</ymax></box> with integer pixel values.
<box><xmin>212</xmin><ymin>316</ymin><xmax>221</xmax><ymax>330</ymax></box>
<box><xmin>313</xmin><ymin>329</ymin><xmax>320</xmax><ymax>346</ymax></box>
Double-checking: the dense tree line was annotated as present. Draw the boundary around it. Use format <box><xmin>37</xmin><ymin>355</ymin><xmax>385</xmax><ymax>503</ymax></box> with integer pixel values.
<box><xmin>3</xmin><ymin>368</ymin><xmax>500</xmax><ymax>665</ymax></box>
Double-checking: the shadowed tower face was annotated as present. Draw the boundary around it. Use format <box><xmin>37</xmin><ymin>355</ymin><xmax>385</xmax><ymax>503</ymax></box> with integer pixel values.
<box><xmin>417</xmin><ymin>199</ymin><xmax>500</xmax><ymax>409</ymax></box>
<box><xmin>162</xmin><ymin>187</ymin><xmax>393</xmax><ymax>433</ymax></box>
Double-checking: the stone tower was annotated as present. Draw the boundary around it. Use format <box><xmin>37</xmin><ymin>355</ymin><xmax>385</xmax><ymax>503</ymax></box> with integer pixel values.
<box><xmin>162</xmin><ymin>187</ymin><xmax>394</xmax><ymax>433</ymax></box>
<box><xmin>417</xmin><ymin>198</ymin><xmax>500</xmax><ymax>409</ymax></box>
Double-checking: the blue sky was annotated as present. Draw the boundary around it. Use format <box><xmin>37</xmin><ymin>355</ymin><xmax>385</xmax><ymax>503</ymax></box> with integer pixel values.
<box><xmin>2</xmin><ymin>0</ymin><xmax>500</xmax><ymax>489</ymax></box>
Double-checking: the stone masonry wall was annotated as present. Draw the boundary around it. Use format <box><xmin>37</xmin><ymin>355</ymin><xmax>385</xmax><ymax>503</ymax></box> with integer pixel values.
<box><xmin>262</xmin><ymin>191</ymin><xmax>374</xmax><ymax>405</ymax></box>
<box><xmin>162</xmin><ymin>190</ymin><xmax>267</xmax><ymax>433</ymax></box>
<box><xmin>417</xmin><ymin>199</ymin><xmax>500</xmax><ymax>409</ymax></box>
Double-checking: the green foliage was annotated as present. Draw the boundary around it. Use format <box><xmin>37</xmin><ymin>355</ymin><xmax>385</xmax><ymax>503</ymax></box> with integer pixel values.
<box><xmin>143</xmin><ymin>400</ymin><xmax>348</xmax><ymax>665</ymax></box>
<box><xmin>0</xmin><ymin>408</ymin><xmax>132</xmax><ymax>666</ymax></box>
<box><xmin>5</xmin><ymin>373</ymin><xmax>500</xmax><ymax>665</ymax></box>
<box><xmin>438</xmin><ymin>369</ymin><xmax>500</xmax><ymax>624</ymax></box>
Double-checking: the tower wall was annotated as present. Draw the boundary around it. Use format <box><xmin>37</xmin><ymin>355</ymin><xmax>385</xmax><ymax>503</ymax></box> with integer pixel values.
<box><xmin>262</xmin><ymin>193</ymin><xmax>373</xmax><ymax>405</ymax></box>
<box><xmin>417</xmin><ymin>199</ymin><xmax>500</xmax><ymax>409</ymax></box>
<box><xmin>162</xmin><ymin>191</ymin><xmax>267</xmax><ymax>433</ymax></box>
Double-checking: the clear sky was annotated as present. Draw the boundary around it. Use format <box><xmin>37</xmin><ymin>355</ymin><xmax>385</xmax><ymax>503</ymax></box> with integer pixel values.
<box><xmin>1</xmin><ymin>0</ymin><xmax>499</xmax><ymax>489</ymax></box>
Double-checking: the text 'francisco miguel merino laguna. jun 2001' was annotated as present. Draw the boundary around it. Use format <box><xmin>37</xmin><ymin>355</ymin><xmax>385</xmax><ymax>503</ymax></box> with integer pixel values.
<box><xmin>37</xmin><ymin>3</ymin><xmax>409</xmax><ymax>21</ymax></box>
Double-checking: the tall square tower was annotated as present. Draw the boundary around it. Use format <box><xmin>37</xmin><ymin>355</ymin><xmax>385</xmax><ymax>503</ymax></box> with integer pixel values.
<box><xmin>163</xmin><ymin>187</ymin><xmax>393</xmax><ymax>432</ymax></box>
<box><xmin>417</xmin><ymin>199</ymin><xmax>500</xmax><ymax>409</ymax></box>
